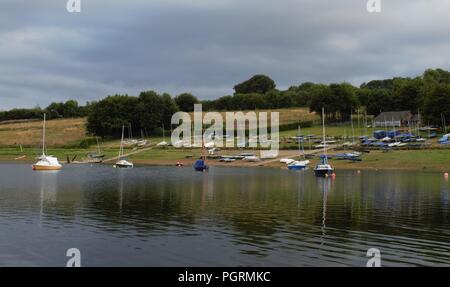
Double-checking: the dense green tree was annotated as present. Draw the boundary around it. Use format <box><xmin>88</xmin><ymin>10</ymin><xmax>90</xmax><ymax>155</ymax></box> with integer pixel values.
<box><xmin>357</xmin><ymin>88</ymin><xmax>393</xmax><ymax>116</ymax></box>
<box><xmin>391</xmin><ymin>78</ymin><xmax>424</xmax><ymax>112</ymax></box>
<box><xmin>233</xmin><ymin>74</ymin><xmax>276</xmax><ymax>94</ymax></box>
<box><xmin>3</xmin><ymin>68</ymin><xmax>450</xmax><ymax>134</ymax></box>
<box><xmin>423</xmin><ymin>68</ymin><xmax>450</xmax><ymax>85</ymax></box>
<box><xmin>86</xmin><ymin>95</ymin><xmax>139</xmax><ymax>137</ymax></box>
<box><xmin>309</xmin><ymin>84</ymin><xmax>335</xmax><ymax>119</ymax></box>
<box><xmin>161</xmin><ymin>93</ymin><xmax>180</xmax><ymax>129</ymax></box>
<box><xmin>200</xmin><ymin>100</ymin><xmax>215</xmax><ymax>111</ymax></box>
<box><xmin>86</xmin><ymin>91</ymin><xmax>178</xmax><ymax>137</ymax></box>
<box><xmin>214</xmin><ymin>95</ymin><xmax>235</xmax><ymax>110</ymax></box>
<box><xmin>309</xmin><ymin>83</ymin><xmax>358</xmax><ymax>121</ymax></box>
<box><xmin>174</xmin><ymin>93</ymin><xmax>198</xmax><ymax>112</ymax></box>
<box><xmin>423</xmin><ymin>84</ymin><xmax>450</xmax><ymax>125</ymax></box>
<box><xmin>136</xmin><ymin>91</ymin><xmax>165</xmax><ymax>133</ymax></box>
<box><xmin>285</xmin><ymin>82</ymin><xmax>316</xmax><ymax>107</ymax></box>
<box><xmin>0</xmin><ymin>107</ymin><xmax>42</xmax><ymax>122</ymax></box>
<box><xmin>361</xmin><ymin>79</ymin><xmax>395</xmax><ymax>90</ymax></box>
<box><xmin>330</xmin><ymin>83</ymin><xmax>359</xmax><ymax>121</ymax></box>
<box><xmin>45</xmin><ymin>100</ymin><xmax>83</xmax><ymax>119</ymax></box>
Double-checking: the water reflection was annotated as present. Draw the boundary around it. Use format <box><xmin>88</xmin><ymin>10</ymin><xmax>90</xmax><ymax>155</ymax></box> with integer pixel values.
<box><xmin>0</xmin><ymin>164</ymin><xmax>449</xmax><ymax>267</ymax></box>
<box><xmin>317</xmin><ymin>177</ymin><xmax>334</xmax><ymax>245</ymax></box>
<box><xmin>39</xmin><ymin>170</ymin><xmax>59</xmax><ymax>225</ymax></box>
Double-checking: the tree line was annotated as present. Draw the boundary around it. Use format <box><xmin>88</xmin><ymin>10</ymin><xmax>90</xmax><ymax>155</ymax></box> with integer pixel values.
<box><xmin>0</xmin><ymin>100</ymin><xmax>93</xmax><ymax>122</ymax></box>
<box><xmin>199</xmin><ymin>70</ymin><xmax>450</xmax><ymax>125</ymax></box>
<box><xmin>1</xmin><ymin>69</ymin><xmax>449</xmax><ymax>137</ymax></box>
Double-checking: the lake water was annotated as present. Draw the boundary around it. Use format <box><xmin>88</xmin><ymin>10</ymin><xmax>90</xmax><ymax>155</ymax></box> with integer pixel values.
<box><xmin>0</xmin><ymin>163</ymin><xmax>449</xmax><ymax>267</ymax></box>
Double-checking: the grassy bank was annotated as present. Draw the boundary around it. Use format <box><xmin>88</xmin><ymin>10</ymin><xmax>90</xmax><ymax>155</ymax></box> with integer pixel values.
<box><xmin>330</xmin><ymin>149</ymin><xmax>450</xmax><ymax>172</ymax></box>
<box><xmin>0</xmin><ymin>118</ymin><xmax>87</xmax><ymax>147</ymax></box>
<box><xmin>0</xmin><ymin>111</ymin><xmax>449</xmax><ymax>172</ymax></box>
<box><xmin>1</xmin><ymin>146</ymin><xmax>448</xmax><ymax>172</ymax></box>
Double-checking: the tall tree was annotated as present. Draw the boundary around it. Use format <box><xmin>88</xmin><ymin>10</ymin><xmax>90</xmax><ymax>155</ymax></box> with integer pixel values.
<box><xmin>423</xmin><ymin>84</ymin><xmax>450</xmax><ymax>125</ymax></box>
<box><xmin>174</xmin><ymin>93</ymin><xmax>199</xmax><ymax>112</ymax></box>
<box><xmin>234</xmin><ymin>74</ymin><xmax>276</xmax><ymax>94</ymax></box>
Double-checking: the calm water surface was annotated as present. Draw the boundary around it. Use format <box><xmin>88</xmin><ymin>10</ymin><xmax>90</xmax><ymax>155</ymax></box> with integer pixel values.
<box><xmin>0</xmin><ymin>163</ymin><xmax>449</xmax><ymax>267</ymax></box>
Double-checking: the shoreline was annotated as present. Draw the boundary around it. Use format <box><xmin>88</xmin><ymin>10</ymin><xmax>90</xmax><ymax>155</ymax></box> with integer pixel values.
<box><xmin>1</xmin><ymin>153</ymin><xmax>448</xmax><ymax>173</ymax></box>
<box><xmin>0</xmin><ymin>146</ymin><xmax>448</xmax><ymax>173</ymax></box>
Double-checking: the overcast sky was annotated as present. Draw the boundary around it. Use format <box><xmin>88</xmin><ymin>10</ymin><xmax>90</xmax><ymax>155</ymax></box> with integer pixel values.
<box><xmin>1</xmin><ymin>0</ymin><xmax>450</xmax><ymax>109</ymax></box>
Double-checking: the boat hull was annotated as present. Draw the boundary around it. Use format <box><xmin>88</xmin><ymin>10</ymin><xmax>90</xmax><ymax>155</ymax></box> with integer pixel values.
<box><xmin>314</xmin><ymin>169</ymin><xmax>334</xmax><ymax>177</ymax></box>
<box><xmin>194</xmin><ymin>159</ymin><xmax>208</xmax><ymax>172</ymax></box>
<box><xmin>194</xmin><ymin>166</ymin><xmax>209</xmax><ymax>172</ymax></box>
<box><xmin>288</xmin><ymin>165</ymin><xmax>307</xmax><ymax>171</ymax></box>
<box><xmin>114</xmin><ymin>164</ymin><xmax>133</xmax><ymax>168</ymax></box>
<box><xmin>32</xmin><ymin>165</ymin><xmax>62</xmax><ymax>171</ymax></box>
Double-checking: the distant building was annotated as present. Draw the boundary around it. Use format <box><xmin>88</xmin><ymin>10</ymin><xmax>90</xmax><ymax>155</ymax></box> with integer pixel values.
<box><xmin>373</xmin><ymin>111</ymin><xmax>420</xmax><ymax>127</ymax></box>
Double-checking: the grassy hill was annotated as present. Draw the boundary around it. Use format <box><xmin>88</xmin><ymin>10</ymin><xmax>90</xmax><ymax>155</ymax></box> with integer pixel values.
<box><xmin>189</xmin><ymin>107</ymin><xmax>318</xmax><ymax>125</ymax></box>
<box><xmin>0</xmin><ymin>118</ymin><xmax>87</xmax><ymax>147</ymax></box>
<box><xmin>0</xmin><ymin>108</ymin><xmax>318</xmax><ymax>148</ymax></box>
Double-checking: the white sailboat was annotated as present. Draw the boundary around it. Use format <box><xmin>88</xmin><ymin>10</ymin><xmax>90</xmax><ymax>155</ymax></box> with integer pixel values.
<box><xmin>314</xmin><ymin>108</ymin><xmax>334</xmax><ymax>177</ymax></box>
<box><xmin>288</xmin><ymin>125</ymin><xmax>310</xmax><ymax>170</ymax></box>
<box><xmin>157</xmin><ymin>123</ymin><xmax>169</xmax><ymax>146</ymax></box>
<box><xmin>32</xmin><ymin>113</ymin><xmax>62</xmax><ymax>171</ymax></box>
<box><xmin>114</xmin><ymin>125</ymin><xmax>134</xmax><ymax>168</ymax></box>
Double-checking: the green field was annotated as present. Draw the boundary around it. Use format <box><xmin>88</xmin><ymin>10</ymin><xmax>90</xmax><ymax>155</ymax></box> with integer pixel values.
<box><xmin>1</xmin><ymin>145</ymin><xmax>449</xmax><ymax>172</ymax></box>
<box><xmin>330</xmin><ymin>149</ymin><xmax>450</xmax><ymax>172</ymax></box>
<box><xmin>0</xmin><ymin>111</ymin><xmax>448</xmax><ymax>172</ymax></box>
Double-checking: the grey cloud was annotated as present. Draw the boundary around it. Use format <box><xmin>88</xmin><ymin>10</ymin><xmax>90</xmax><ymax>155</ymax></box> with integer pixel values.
<box><xmin>0</xmin><ymin>0</ymin><xmax>449</xmax><ymax>109</ymax></box>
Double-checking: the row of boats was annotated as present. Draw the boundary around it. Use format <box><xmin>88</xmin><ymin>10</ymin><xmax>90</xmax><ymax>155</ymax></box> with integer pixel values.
<box><xmin>32</xmin><ymin>108</ymin><xmax>336</xmax><ymax>177</ymax></box>
<box><xmin>194</xmin><ymin>108</ymin><xmax>335</xmax><ymax>177</ymax></box>
<box><xmin>32</xmin><ymin>114</ymin><xmax>134</xmax><ymax>170</ymax></box>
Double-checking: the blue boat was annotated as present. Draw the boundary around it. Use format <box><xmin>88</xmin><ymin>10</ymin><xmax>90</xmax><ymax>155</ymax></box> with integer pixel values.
<box><xmin>287</xmin><ymin>160</ymin><xmax>310</xmax><ymax>170</ymax></box>
<box><xmin>439</xmin><ymin>134</ymin><xmax>450</xmax><ymax>144</ymax></box>
<box><xmin>373</xmin><ymin>130</ymin><xmax>386</xmax><ymax>139</ymax></box>
<box><xmin>194</xmin><ymin>159</ymin><xmax>208</xmax><ymax>172</ymax></box>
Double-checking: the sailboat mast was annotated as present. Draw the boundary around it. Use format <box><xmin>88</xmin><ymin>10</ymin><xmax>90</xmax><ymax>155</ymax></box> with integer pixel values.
<box><xmin>42</xmin><ymin>113</ymin><xmax>46</xmax><ymax>155</ymax></box>
<box><xmin>162</xmin><ymin>123</ymin><xmax>165</xmax><ymax>141</ymax></box>
<box><xmin>298</xmin><ymin>125</ymin><xmax>305</xmax><ymax>159</ymax></box>
<box><xmin>298</xmin><ymin>125</ymin><xmax>301</xmax><ymax>157</ymax></box>
<box><xmin>322</xmin><ymin>107</ymin><xmax>326</xmax><ymax>156</ymax></box>
<box><xmin>96</xmin><ymin>136</ymin><xmax>100</xmax><ymax>154</ymax></box>
<box><xmin>202</xmin><ymin>124</ymin><xmax>206</xmax><ymax>161</ymax></box>
<box><xmin>119</xmin><ymin>125</ymin><xmax>124</xmax><ymax>158</ymax></box>
<box><xmin>350</xmin><ymin>110</ymin><xmax>355</xmax><ymax>144</ymax></box>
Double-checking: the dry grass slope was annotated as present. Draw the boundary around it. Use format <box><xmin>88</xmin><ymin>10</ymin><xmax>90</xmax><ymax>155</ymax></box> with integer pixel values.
<box><xmin>189</xmin><ymin>107</ymin><xmax>318</xmax><ymax>125</ymax></box>
<box><xmin>0</xmin><ymin>118</ymin><xmax>87</xmax><ymax>147</ymax></box>
<box><xmin>0</xmin><ymin>108</ymin><xmax>316</xmax><ymax>148</ymax></box>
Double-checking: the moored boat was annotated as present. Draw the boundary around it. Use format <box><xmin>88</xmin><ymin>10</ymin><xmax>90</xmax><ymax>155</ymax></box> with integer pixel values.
<box><xmin>194</xmin><ymin>159</ymin><xmax>208</xmax><ymax>171</ymax></box>
<box><xmin>33</xmin><ymin>155</ymin><xmax>62</xmax><ymax>171</ymax></box>
<box><xmin>314</xmin><ymin>156</ymin><xmax>334</xmax><ymax>177</ymax></box>
<box><xmin>314</xmin><ymin>108</ymin><xmax>334</xmax><ymax>177</ymax></box>
<box><xmin>32</xmin><ymin>113</ymin><xmax>62</xmax><ymax>171</ymax></box>
<box><xmin>114</xmin><ymin>125</ymin><xmax>134</xmax><ymax>168</ymax></box>
<box><xmin>288</xmin><ymin>160</ymin><xmax>310</xmax><ymax>170</ymax></box>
